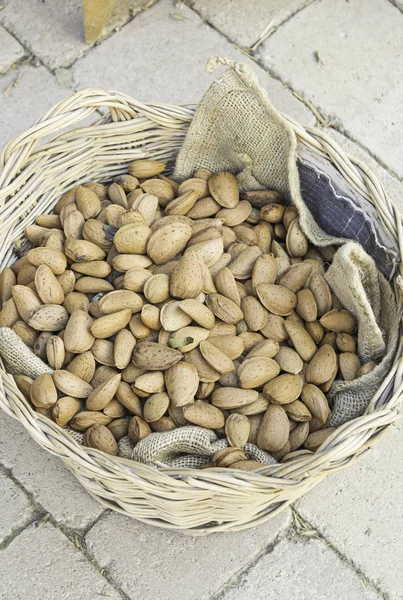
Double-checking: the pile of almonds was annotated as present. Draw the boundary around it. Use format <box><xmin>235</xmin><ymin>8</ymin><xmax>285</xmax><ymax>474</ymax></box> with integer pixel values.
<box><xmin>0</xmin><ymin>161</ymin><xmax>376</xmax><ymax>469</ymax></box>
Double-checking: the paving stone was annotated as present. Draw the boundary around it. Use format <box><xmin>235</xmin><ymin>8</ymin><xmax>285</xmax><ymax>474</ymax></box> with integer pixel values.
<box><xmin>325</xmin><ymin>129</ymin><xmax>403</xmax><ymax>215</ymax></box>
<box><xmin>258</xmin><ymin>0</ymin><xmax>403</xmax><ymax>178</ymax></box>
<box><xmin>0</xmin><ymin>411</ymin><xmax>104</xmax><ymax>529</ymax></box>
<box><xmin>0</xmin><ymin>0</ymin><xmax>146</xmax><ymax>70</ymax></box>
<box><xmin>0</xmin><ymin>64</ymin><xmax>73</xmax><ymax>152</ymax></box>
<box><xmin>220</xmin><ymin>536</ymin><xmax>380</xmax><ymax>600</ymax></box>
<box><xmin>0</xmin><ymin>470</ymin><xmax>34</xmax><ymax>544</ymax></box>
<box><xmin>0</xmin><ymin>522</ymin><xmax>120</xmax><ymax>600</ymax></box>
<box><xmin>296</xmin><ymin>422</ymin><xmax>403</xmax><ymax>599</ymax></box>
<box><xmin>72</xmin><ymin>0</ymin><xmax>315</xmax><ymax>125</ymax></box>
<box><xmin>189</xmin><ymin>0</ymin><xmax>309</xmax><ymax>49</ymax></box>
<box><xmin>0</xmin><ymin>26</ymin><xmax>25</xmax><ymax>74</ymax></box>
<box><xmin>85</xmin><ymin>509</ymin><xmax>291</xmax><ymax>599</ymax></box>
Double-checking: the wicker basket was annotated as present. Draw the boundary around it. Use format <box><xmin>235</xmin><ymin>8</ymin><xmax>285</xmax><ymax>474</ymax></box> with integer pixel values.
<box><xmin>0</xmin><ymin>88</ymin><xmax>402</xmax><ymax>533</ymax></box>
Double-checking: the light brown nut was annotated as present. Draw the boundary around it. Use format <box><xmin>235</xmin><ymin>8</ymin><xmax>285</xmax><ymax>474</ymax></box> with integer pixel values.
<box><xmin>300</xmin><ymin>384</ymin><xmax>330</xmax><ymax>425</ymax></box>
<box><xmin>252</xmin><ymin>254</ymin><xmax>277</xmax><ymax>289</ymax></box>
<box><xmin>28</xmin><ymin>304</ymin><xmax>69</xmax><ymax>332</ymax></box>
<box><xmin>30</xmin><ymin>373</ymin><xmax>58</xmax><ymax>409</ymax></box>
<box><xmin>90</xmin><ymin>308</ymin><xmax>132</xmax><ymax>339</ymax></box>
<box><xmin>114</xmin><ymin>329</ymin><xmax>136</xmax><ymax>370</ymax></box>
<box><xmin>305</xmin><ymin>320</ymin><xmax>324</xmax><ymax>345</ymax></box>
<box><xmin>27</xmin><ymin>248</ymin><xmax>67</xmax><ymax>275</ymax></box>
<box><xmin>52</xmin><ymin>396</ymin><xmax>82</xmax><ymax>427</ymax></box>
<box><xmin>208</xmin><ymin>171</ymin><xmax>239</xmax><ymax>209</ymax></box>
<box><xmin>309</xmin><ymin>274</ymin><xmax>332</xmax><ymax>317</ymax></box>
<box><xmin>259</xmin><ymin>203</ymin><xmax>285</xmax><ymax>223</ymax></box>
<box><xmin>66</xmin><ymin>351</ymin><xmax>96</xmax><ymax>383</ymax></box>
<box><xmin>64</xmin><ymin>239</ymin><xmax>105</xmax><ymax>262</ymax></box>
<box><xmin>216</xmin><ymin>201</ymin><xmax>252</xmax><ymax>227</ymax></box>
<box><xmin>320</xmin><ymin>309</ymin><xmax>357</xmax><ymax>334</ymax></box>
<box><xmin>147</xmin><ymin>222</ymin><xmax>193</xmax><ymax>265</ymax></box>
<box><xmin>336</xmin><ymin>333</ymin><xmax>357</xmax><ymax>353</ymax></box>
<box><xmin>132</xmin><ymin>342</ymin><xmax>183</xmax><ymax>370</ymax></box>
<box><xmin>64</xmin><ymin>310</ymin><xmax>94</xmax><ymax>353</ymax></box>
<box><xmin>108</xmin><ymin>418</ymin><xmax>129</xmax><ymax>441</ymax></box>
<box><xmin>199</xmin><ymin>340</ymin><xmax>234</xmax><ymax>374</ymax></box>
<box><xmin>263</xmin><ymin>373</ymin><xmax>303</xmax><ymax>405</ymax></box>
<box><xmin>274</xmin><ymin>347</ymin><xmax>303</xmax><ymax>374</ymax></box>
<box><xmin>256</xmin><ymin>283</ymin><xmax>296</xmax><ymax>316</ymax></box>
<box><xmin>34</xmin><ymin>264</ymin><xmax>64</xmax><ymax>305</ymax></box>
<box><xmin>212</xmin><ymin>447</ymin><xmax>248</xmax><ymax>467</ymax></box>
<box><xmin>116</xmin><ymin>382</ymin><xmax>143</xmax><ymax>417</ymax></box>
<box><xmin>228</xmin><ymin>245</ymin><xmax>262</xmax><ymax>280</ymax></box>
<box><xmin>357</xmin><ymin>361</ymin><xmax>376</xmax><ymax>377</ymax></box>
<box><xmin>53</xmin><ymin>370</ymin><xmax>93</xmax><ymax>398</ymax></box>
<box><xmin>183</xmin><ymin>400</ymin><xmax>225</xmax><ymax>429</ymax></box>
<box><xmin>296</xmin><ymin>288</ymin><xmax>317</xmax><ymax>322</ymax></box>
<box><xmin>164</xmin><ymin>361</ymin><xmax>199</xmax><ymax>408</ymax></box>
<box><xmin>211</xmin><ymin>387</ymin><xmax>258</xmax><ymax>410</ymax></box>
<box><xmin>70</xmin><ymin>411</ymin><xmax>113</xmax><ymax>431</ymax></box>
<box><xmin>339</xmin><ymin>352</ymin><xmax>361</xmax><ymax>381</ymax></box>
<box><xmin>206</xmin><ymin>293</ymin><xmax>244</xmax><ymax>324</ymax></box>
<box><xmin>289</xmin><ymin>422</ymin><xmax>310</xmax><ymax>451</ymax></box>
<box><xmin>284</xmin><ymin>320</ymin><xmax>317</xmax><ymax>362</ymax></box>
<box><xmin>46</xmin><ymin>335</ymin><xmax>65</xmax><ymax>369</ymax></box>
<box><xmin>169</xmin><ymin>252</ymin><xmax>204</xmax><ymax>299</ymax></box>
<box><xmin>208</xmin><ymin>335</ymin><xmax>244</xmax><ymax>360</ymax></box>
<box><xmin>257</xmin><ymin>404</ymin><xmax>289</xmax><ymax>452</ymax></box>
<box><xmin>143</xmin><ymin>392</ymin><xmax>170</xmax><ymax>423</ymax></box>
<box><xmin>286</xmin><ymin>218</ymin><xmax>308</xmax><ymax>257</ymax></box>
<box><xmin>225</xmin><ymin>414</ymin><xmax>250</xmax><ymax>448</ymax></box>
<box><xmin>128</xmin><ymin>159</ymin><xmax>165</xmax><ymax>179</ymax></box>
<box><xmin>86</xmin><ymin>373</ymin><xmax>121</xmax><ymax>411</ymax></box>
<box><xmin>284</xmin><ymin>400</ymin><xmax>312</xmax><ymax>422</ymax></box>
<box><xmin>278</xmin><ymin>262</ymin><xmax>312</xmax><ymax>293</ymax></box>
<box><xmin>238</xmin><ymin>353</ymin><xmax>281</xmax><ymax>389</ymax></box>
<box><xmin>306</xmin><ymin>344</ymin><xmax>338</xmax><ymax>384</ymax></box>
<box><xmin>83</xmin><ymin>424</ymin><xmax>118</xmax><ymax>455</ymax></box>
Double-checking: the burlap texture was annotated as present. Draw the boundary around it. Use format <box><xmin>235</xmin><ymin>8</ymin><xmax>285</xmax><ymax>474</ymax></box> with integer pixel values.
<box><xmin>128</xmin><ymin>427</ymin><xmax>277</xmax><ymax>467</ymax></box>
<box><xmin>0</xmin><ymin>328</ymin><xmax>53</xmax><ymax>378</ymax></box>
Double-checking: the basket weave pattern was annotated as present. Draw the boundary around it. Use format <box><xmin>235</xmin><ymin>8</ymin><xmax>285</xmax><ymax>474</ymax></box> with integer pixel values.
<box><xmin>0</xmin><ymin>89</ymin><xmax>402</xmax><ymax>533</ymax></box>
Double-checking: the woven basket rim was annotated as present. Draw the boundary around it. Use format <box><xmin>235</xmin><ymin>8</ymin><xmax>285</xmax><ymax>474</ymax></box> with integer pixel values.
<box><xmin>0</xmin><ymin>86</ymin><xmax>402</xmax><ymax>532</ymax></box>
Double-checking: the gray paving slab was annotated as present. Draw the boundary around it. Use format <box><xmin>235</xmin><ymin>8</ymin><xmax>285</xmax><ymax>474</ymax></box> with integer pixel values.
<box><xmin>258</xmin><ymin>0</ymin><xmax>403</xmax><ymax>178</ymax></box>
<box><xmin>221</xmin><ymin>536</ymin><xmax>380</xmax><ymax>600</ymax></box>
<box><xmin>72</xmin><ymin>0</ymin><xmax>315</xmax><ymax>125</ymax></box>
<box><xmin>326</xmin><ymin>129</ymin><xmax>403</xmax><ymax>214</ymax></box>
<box><xmin>189</xmin><ymin>0</ymin><xmax>309</xmax><ymax>49</ymax></box>
<box><xmin>0</xmin><ymin>470</ymin><xmax>34</xmax><ymax>544</ymax></box>
<box><xmin>296</xmin><ymin>422</ymin><xmax>403</xmax><ymax>599</ymax></box>
<box><xmin>0</xmin><ymin>0</ymin><xmax>146</xmax><ymax>70</ymax></box>
<box><xmin>0</xmin><ymin>64</ymin><xmax>73</xmax><ymax>152</ymax></box>
<box><xmin>0</xmin><ymin>25</ymin><xmax>25</xmax><ymax>74</ymax></box>
<box><xmin>0</xmin><ymin>411</ymin><xmax>104</xmax><ymax>529</ymax></box>
<box><xmin>0</xmin><ymin>522</ymin><xmax>120</xmax><ymax>600</ymax></box>
<box><xmin>85</xmin><ymin>510</ymin><xmax>292</xmax><ymax>599</ymax></box>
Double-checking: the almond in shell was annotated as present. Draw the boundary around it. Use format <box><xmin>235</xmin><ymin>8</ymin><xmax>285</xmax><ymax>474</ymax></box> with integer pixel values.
<box><xmin>309</xmin><ymin>274</ymin><xmax>332</xmax><ymax>317</ymax></box>
<box><xmin>64</xmin><ymin>239</ymin><xmax>106</xmax><ymax>262</ymax></box>
<box><xmin>28</xmin><ymin>304</ymin><xmax>69</xmax><ymax>331</ymax></box>
<box><xmin>183</xmin><ymin>401</ymin><xmax>225</xmax><ymax>429</ymax></box>
<box><xmin>143</xmin><ymin>392</ymin><xmax>170</xmax><ymax>423</ymax></box>
<box><xmin>70</xmin><ymin>411</ymin><xmax>113</xmax><ymax>431</ymax></box>
<box><xmin>164</xmin><ymin>361</ymin><xmax>199</xmax><ymax>407</ymax></box>
<box><xmin>263</xmin><ymin>373</ymin><xmax>303</xmax><ymax>405</ymax></box>
<box><xmin>257</xmin><ymin>404</ymin><xmax>289</xmax><ymax>452</ymax></box>
<box><xmin>339</xmin><ymin>352</ymin><xmax>361</xmax><ymax>381</ymax></box>
<box><xmin>83</xmin><ymin>424</ymin><xmax>118</xmax><ymax>455</ymax></box>
<box><xmin>284</xmin><ymin>320</ymin><xmax>317</xmax><ymax>362</ymax></box>
<box><xmin>256</xmin><ymin>283</ymin><xmax>296</xmax><ymax>316</ymax></box>
<box><xmin>86</xmin><ymin>373</ymin><xmax>121</xmax><ymax>410</ymax></box>
<box><xmin>132</xmin><ymin>342</ymin><xmax>182</xmax><ymax>370</ymax></box>
<box><xmin>206</xmin><ymin>293</ymin><xmax>243</xmax><ymax>324</ymax></box>
<box><xmin>320</xmin><ymin>309</ymin><xmax>357</xmax><ymax>334</ymax></box>
<box><xmin>306</xmin><ymin>344</ymin><xmax>338</xmax><ymax>385</ymax></box>
<box><xmin>52</xmin><ymin>396</ymin><xmax>82</xmax><ymax>427</ymax></box>
<box><xmin>300</xmin><ymin>384</ymin><xmax>330</xmax><ymax>425</ymax></box>
<box><xmin>238</xmin><ymin>357</ymin><xmax>280</xmax><ymax>389</ymax></box>
<box><xmin>30</xmin><ymin>373</ymin><xmax>58</xmax><ymax>409</ymax></box>
<box><xmin>147</xmin><ymin>222</ymin><xmax>193</xmax><ymax>265</ymax></box>
<box><xmin>199</xmin><ymin>340</ymin><xmax>234</xmax><ymax>374</ymax></box>
<box><xmin>66</xmin><ymin>351</ymin><xmax>96</xmax><ymax>382</ymax></box>
<box><xmin>64</xmin><ymin>310</ymin><xmax>94</xmax><ymax>353</ymax></box>
<box><xmin>46</xmin><ymin>335</ymin><xmax>65</xmax><ymax>369</ymax></box>
<box><xmin>34</xmin><ymin>265</ymin><xmax>65</xmax><ymax>305</ymax></box>
<box><xmin>274</xmin><ymin>347</ymin><xmax>303</xmax><ymax>374</ymax></box>
<box><xmin>90</xmin><ymin>308</ymin><xmax>132</xmax><ymax>339</ymax></box>
<box><xmin>208</xmin><ymin>171</ymin><xmax>239</xmax><ymax>208</ymax></box>
<box><xmin>211</xmin><ymin>387</ymin><xmax>258</xmax><ymax>410</ymax></box>
<box><xmin>169</xmin><ymin>252</ymin><xmax>204</xmax><ymax>299</ymax></box>
<box><xmin>27</xmin><ymin>248</ymin><xmax>67</xmax><ymax>275</ymax></box>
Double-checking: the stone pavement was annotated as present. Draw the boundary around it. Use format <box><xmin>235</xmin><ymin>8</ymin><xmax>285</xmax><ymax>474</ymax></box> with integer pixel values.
<box><xmin>0</xmin><ymin>0</ymin><xmax>402</xmax><ymax>598</ymax></box>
